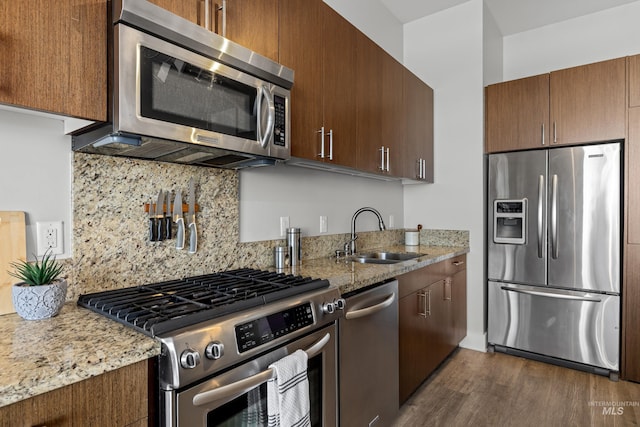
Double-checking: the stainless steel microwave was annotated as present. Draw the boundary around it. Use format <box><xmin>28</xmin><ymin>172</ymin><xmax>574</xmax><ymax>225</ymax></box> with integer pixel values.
<box><xmin>72</xmin><ymin>0</ymin><xmax>293</xmax><ymax>169</ymax></box>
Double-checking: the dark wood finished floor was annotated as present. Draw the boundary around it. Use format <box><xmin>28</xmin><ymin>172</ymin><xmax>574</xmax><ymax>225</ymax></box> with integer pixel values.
<box><xmin>394</xmin><ymin>348</ymin><xmax>640</xmax><ymax>427</ymax></box>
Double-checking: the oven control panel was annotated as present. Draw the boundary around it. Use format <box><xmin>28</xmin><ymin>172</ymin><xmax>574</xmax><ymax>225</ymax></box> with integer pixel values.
<box><xmin>235</xmin><ymin>303</ymin><xmax>314</xmax><ymax>353</ymax></box>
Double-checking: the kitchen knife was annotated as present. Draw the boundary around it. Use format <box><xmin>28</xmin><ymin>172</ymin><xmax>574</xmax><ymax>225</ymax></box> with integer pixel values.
<box><xmin>173</xmin><ymin>190</ymin><xmax>185</xmax><ymax>250</ymax></box>
<box><xmin>187</xmin><ymin>178</ymin><xmax>197</xmax><ymax>254</ymax></box>
<box><xmin>155</xmin><ymin>189</ymin><xmax>164</xmax><ymax>241</ymax></box>
<box><xmin>148</xmin><ymin>197</ymin><xmax>157</xmax><ymax>242</ymax></box>
<box><xmin>164</xmin><ymin>190</ymin><xmax>172</xmax><ymax>240</ymax></box>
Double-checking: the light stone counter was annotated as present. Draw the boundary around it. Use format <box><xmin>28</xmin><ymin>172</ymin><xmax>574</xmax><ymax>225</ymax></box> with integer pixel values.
<box><xmin>0</xmin><ymin>303</ymin><xmax>160</xmax><ymax>408</ymax></box>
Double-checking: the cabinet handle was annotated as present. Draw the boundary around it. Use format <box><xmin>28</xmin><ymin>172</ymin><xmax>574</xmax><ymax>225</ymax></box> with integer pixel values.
<box><xmin>212</xmin><ymin>0</ymin><xmax>227</xmax><ymax>37</ymax></box>
<box><xmin>385</xmin><ymin>147</ymin><xmax>390</xmax><ymax>172</ymax></box>
<box><xmin>326</xmin><ymin>129</ymin><xmax>333</xmax><ymax>160</ymax></box>
<box><xmin>416</xmin><ymin>158</ymin><xmax>422</xmax><ymax>179</ymax></box>
<box><xmin>553</xmin><ymin>121</ymin><xmax>557</xmax><ymax>143</ymax></box>
<box><xmin>444</xmin><ymin>278</ymin><xmax>452</xmax><ymax>301</ymax></box>
<box><xmin>379</xmin><ymin>146</ymin><xmax>385</xmax><ymax>171</ymax></box>
<box><xmin>541</xmin><ymin>123</ymin><xmax>545</xmax><ymax>145</ymax></box>
<box><xmin>418</xmin><ymin>290</ymin><xmax>428</xmax><ymax>317</ymax></box>
<box><xmin>317</xmin><ymin>126</ymin><xmax>325</xmax><ymax>158</ymax></box>
<box><xmin>452</xmin><ymin>260</ymin><xmax>465</xmax><ymax>266</ymax></box>
<box><xmin>422</xmin><ymin>159</ymin><xmax>426</xmax><ymax>180</ymax></box>
<box><xmin>204</xmin><ymin>0</ymin><xmax>211</xmax><ymax>31</ymax></box>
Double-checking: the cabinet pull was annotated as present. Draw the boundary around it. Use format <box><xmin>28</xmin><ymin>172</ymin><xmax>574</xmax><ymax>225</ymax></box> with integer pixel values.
<box><xmin>444</xmin><ymin>278</ymin><xmax>452</xmax><ymax>301</ymax></box>
<box><xmin>326</xmin><ymin>129</ymin><xmax>333</xmax><ymax>160</ymax></box>
<box><xmin>416</xmin><ymin>158</ymin><xmax>422</xmax><ymax>179</ymax></box>
<box><xmin>422</xmin><ymin>159</ymin><xmax>426</xmax><ymax>179</ymax></box>
<box><xmin>317</xmin><ymin>126</ymin><xmax>325</xmax><ymax>158</ymax></box>
<box><xmin>452</xmin><ymin>260</ymin><xmax>465</xmax><ymax>266</ymax></box>
<box><xmin>385</xmin><ymin>147</ymin><xmax>390</xmax><ymax>172</ymax></box>
<box><xmin>418</xmin><ymin>290</ymin><xmax>428</xmax><ymax>317</ymax></box>
<box><xmin>204</xmin><ymin>0</ymin><xmax>211</xmax><ymax>31</ymax></box>
<box><xmin>379</xmin><ymin>146</ymin><xmax>385</xmax><ymax>171</ymax></box>
<box><xmin>541</xmin><ymin>123</ymin><xmax>545</xmax><ymax>145</ymax></box>
<box><xmin>213</xmin><ymin>0</ymin><xmax>227</xmax><ymax>37</ymax></box>
<box><xmin>553</xmin><ymin>121</ymin><xmax>557</xmax><ymax>143</ymax></box>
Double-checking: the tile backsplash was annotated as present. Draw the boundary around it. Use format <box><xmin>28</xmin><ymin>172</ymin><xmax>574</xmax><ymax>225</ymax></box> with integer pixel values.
<box><xmin>64</xmin><ymin>153</ymin><xmax>468</xmax><ymax>300</ymax></box>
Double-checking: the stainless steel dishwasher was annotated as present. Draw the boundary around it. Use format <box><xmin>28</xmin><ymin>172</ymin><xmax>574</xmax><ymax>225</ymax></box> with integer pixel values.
<box><xmin>339</xmin><ymin>279</ymin><xmax>399</xmax><ymax>427</ymax></box>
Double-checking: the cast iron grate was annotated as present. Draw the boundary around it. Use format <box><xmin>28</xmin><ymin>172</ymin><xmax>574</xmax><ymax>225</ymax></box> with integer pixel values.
<box><xmin>77</xmin><ymin>268</ymin><xmax>329</xmax><ymax>337</ymax></box>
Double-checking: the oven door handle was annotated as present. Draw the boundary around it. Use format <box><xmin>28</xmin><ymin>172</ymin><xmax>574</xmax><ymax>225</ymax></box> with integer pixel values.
<box><xmin>192</xmin><ymin>332</ymin><xmax>331</xmax><ymax>407</ymax></box>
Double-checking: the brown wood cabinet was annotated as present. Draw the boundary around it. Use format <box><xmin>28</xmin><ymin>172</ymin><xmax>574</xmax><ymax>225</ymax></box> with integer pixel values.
<box><xmin>485</xmin><ymin>74</ymin><xmax>550</xmax><ymax>153</ymax></box>
<box><xmin>485</xmin><ymin>58</ymin><xmax>626</xmax><ymax>153</ymax></box>
<box><xmin>279</xmin><ymin>0</ymin><xmax>357</xmax><ymax>168</ymax></box>
<box><xmin>624</xmin><ymin>244</ymin><xmax>640</xmax><ymax>382</ymax></box>
<box><xmin>149</xmin><ymin>0</ymin><xmax>279</xmax><ymax>61</ymax></box>
<box><xmin>398</xmin><ymin>254</ymin><xmax>467</xmax><ymax>404</ymax></box>
<box><xmin>404</xmin><ymin>68</ymin><xmax>434</xmax><ymax>181</ymax></box>
<box><xmin>356</xmin><ymin>32</ymin><xmax>405</xmax><ymax>176</ymax></box>
<box><xmin>630</xmin><ymin>54</ymin><xmax>640</xmax><ymax>108</ymax></box>
<box><xmin>0</xmin><ymin>0</ymin><xmax>107</xmax><ymax>121</ymax></box>
<box><xmin>550</xmin><ymin>57</ymin><xmax>626</xmax><ymax>146</ymax></box>
<box><xmin>0</xmin><ymin>360</ymin><xmax>151</xmax><ymax>427</ymax></box>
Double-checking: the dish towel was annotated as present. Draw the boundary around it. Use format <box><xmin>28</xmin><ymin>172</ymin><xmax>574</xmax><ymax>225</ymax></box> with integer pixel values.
<box><xmin>267</xmin><ymin>349</ymin><xmax>311</xmax><ymax>427</ymax></box>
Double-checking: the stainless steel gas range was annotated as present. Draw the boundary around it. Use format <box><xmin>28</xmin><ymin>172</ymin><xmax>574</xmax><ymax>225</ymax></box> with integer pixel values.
<box><xmin>78</xmin><ymin>268</ymin><xmax>344</xmax><ymax>426</ymax></box>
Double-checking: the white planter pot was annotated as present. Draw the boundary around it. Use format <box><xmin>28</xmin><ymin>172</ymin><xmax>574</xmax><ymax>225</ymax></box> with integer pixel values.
<box><xmin>12</xmin><ymin>279</ymin><xmax>68</xmax><ymax>320</ymax></box>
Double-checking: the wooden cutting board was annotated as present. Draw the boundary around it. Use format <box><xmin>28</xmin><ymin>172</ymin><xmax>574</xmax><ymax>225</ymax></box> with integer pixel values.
<box><xmin>0</xmin><ymin>211</ymin><xmax>26</xmax><ymax>315</ymax></box>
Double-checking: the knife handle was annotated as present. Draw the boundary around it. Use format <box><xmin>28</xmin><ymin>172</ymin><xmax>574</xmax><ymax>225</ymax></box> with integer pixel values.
<box><xmin>188</xmin><ymin>222</ymin><xmax>197</xmax><ymax>254</ymax></box>
<box><xmin>165</xmin><ymin>216</ymin><xmax>172</xmax><ymax>240</ymax></box>
<box><xmin>175</xmin><ymin>217</ymin><xmax>185</xmax><ymax>250</ymax></box>
<box><xmin>156</xmin><ymin>216</ymin><xmax>164</xmax><ymax>241</ymax></box>
<box><xmin>149</xmin><ymin>217</ymin><xmax>157</xmax><ymax>242</ymax></box>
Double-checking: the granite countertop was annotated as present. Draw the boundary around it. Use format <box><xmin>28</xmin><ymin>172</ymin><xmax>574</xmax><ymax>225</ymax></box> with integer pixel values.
<box><xmin>0</xmin><ymin>243</ymin><xmax>467</xmax><ymax>409</ymax></box>
<box><xmin>0</xmin><ymin>303</ymin><xmax>161</xmax><ymax>408</ymax></box>
<box><xmin>288</xmin><ymin>244</ymin><xmax>469</xmax><ymax>294</ymax></box>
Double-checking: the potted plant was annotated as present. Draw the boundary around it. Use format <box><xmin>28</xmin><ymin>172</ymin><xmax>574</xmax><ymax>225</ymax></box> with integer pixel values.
<box><xmin>9</xmin><ymin>250</ymin><xmax>67</xmax><ymax>320</ymax></box>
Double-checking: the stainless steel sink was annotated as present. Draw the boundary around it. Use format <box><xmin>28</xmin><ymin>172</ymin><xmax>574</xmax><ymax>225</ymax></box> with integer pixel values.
<box><xmin>351</xmin><ymin>252</ymin><xmax>425</xmax><ymax>264</ymax></box>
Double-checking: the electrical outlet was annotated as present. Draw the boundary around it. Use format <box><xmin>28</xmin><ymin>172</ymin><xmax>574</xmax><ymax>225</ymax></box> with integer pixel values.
<box><xmin>320</xmin><ymin>216</ymin><xmax>328</xmax><ymax>233</ymax></box>
<box><xmin>280</xmin><ymin>216</ymin><xmax>290</xmax><ymax>237</ymax></box>
<box><xmin>36</xmin><ymin>221</ymin><xmax>64</xmax><ymax>256</ymax></box>
<box><xmin>388</xmin><ymin>215</ymin><xmax>395</xmax><ymax>229</ymax></box>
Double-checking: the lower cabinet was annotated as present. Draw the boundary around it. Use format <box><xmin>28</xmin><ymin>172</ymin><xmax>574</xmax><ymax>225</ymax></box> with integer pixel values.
<box><xmin>0</xmin><ymin>359</ymin><xmax>152</xmax><ymax>427</ymax></box>
<box><xmin>398</xmin><ymin>255</ymin><xmax>467</xmax><ymax>404</ymax></box>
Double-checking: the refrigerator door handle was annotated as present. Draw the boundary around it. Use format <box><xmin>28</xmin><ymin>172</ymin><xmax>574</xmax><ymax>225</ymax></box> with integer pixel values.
<box><xmin>538</xmin><ymin>174</ymin><xmax>544</xmax><ymax>258</ymax></box>
<box><xmin>551</xmin><ymin>174</ymin><xmax>558</xmax><ymax>259</ymax></box>
<box><xmin>500</xmin><ymin>286</ymin><xmax>602</xmax><ymax>303</ymax></box>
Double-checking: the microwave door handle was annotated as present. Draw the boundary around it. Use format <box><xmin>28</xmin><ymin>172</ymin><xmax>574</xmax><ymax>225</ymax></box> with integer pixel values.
<box><xmin>192</xmin><ymin>333</ymin><xmax>331</xmax><ymax>407</ymax></box>
<box><xmin>256</xmin><ymin>86</ymin><xmax>275</xmax><ymax>149</ymax></box>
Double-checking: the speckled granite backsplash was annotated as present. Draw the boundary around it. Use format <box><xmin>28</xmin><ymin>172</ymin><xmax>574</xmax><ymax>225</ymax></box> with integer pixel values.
<box><xmin>66</xmin><ymin>153</ymin><xmax>468</xmax><ymax>299</ymax></box>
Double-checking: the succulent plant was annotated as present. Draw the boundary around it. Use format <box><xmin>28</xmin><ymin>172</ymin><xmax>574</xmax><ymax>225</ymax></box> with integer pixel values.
<box><xmin>9</xmin><ymin>250</ymin><xmax>64</xmax><ymax>286</ymax></box>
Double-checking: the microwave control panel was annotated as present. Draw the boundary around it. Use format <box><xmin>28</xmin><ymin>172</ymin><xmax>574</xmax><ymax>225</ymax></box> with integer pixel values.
<box><xmin>273</xmin><ymin>95</ymin><xmax>286</xmax><ymax>147</ymax></box>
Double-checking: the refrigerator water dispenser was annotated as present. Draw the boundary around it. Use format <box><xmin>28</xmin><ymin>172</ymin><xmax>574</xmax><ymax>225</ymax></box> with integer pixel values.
<box><xmin>493</xmin><ymin>199</ymin><xmax>526</xmax><ymax>244</ymax></box>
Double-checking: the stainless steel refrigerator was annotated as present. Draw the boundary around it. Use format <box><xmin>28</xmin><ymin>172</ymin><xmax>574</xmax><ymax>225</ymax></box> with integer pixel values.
<box><xmin>487</xmin><ymin>142</ymin><xmax>621</xmax><ymax>375</ymax></box>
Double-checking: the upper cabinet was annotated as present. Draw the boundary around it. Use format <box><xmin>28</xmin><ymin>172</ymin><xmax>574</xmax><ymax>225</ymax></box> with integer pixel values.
<box><xmin>485</xmin><ymin>74</ymin><xmax>550</xmax><ymax>153</ymax></box>
<box><xmin>0</xmin><ymin>0</ymin><xmax>107</xmax><ymax>121</ymax></box>
<box><xmin>550</xmin><ymin>58</ymin><xmax>626</xmax><ymax>146</ymax></box>
<box><xmin>148</xmin><ymin>0</ymin><xmax>279</xmax><ymax>61</ymax></box>
<box><xmin>279</xmin><ymin>0</ymin><xmax>357</xmax><ymax>168</ymax></box>
<box><xmin>485</xmin><ymin>58</ymin><xmax>626</xmax><ymax>153</ymax></box>
<box><xmin>356</xmin><ymin>33</ymin><xmax>405</xmax><ymax>176</ymax></box>
<box><xmin>404</xmin><ymin>68</ymin><xmax>434</xmax><ymax>182</ymax></box>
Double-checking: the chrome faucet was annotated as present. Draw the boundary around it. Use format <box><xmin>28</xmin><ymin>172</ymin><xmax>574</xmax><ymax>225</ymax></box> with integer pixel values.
<box><xmin>347</xmin><ymin>207</ymin><xmax>386</xmax><ymax>255</ymax></box>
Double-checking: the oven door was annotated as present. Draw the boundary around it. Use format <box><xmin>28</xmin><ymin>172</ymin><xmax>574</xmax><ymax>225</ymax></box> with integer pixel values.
<box><xmin>165</xmin><ymin>323</ymin><xmax>337</xmax><ymax>427</ymax></box>
<box><xmin>115</xmin><ymin>23</ymin><xmax>290</xmax><ymax>160</ymax></box>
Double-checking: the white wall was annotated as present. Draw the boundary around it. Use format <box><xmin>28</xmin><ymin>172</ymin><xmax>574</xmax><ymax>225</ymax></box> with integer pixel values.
<box><xmin>239</xmin><ymin>164</ymin><xmax>403</xmax><ymax>241</ymax></box>
<box><xmin>504</xmin><ymin>1</ymin><xmax>640</xmax><ymax>80</ymax></box>
<box><xmin>323</xmin><ymin>0</ymin><xmax>403</xmax><ymax>62</ymax></box>
<box><xmin>483</xmin><ymin>2</ymin><xmax>503</xmax><ymax>86</ymax></box>
<box><xmin>403</xmin><ymin>0</ymin><xmax>486</xmax><ymax>351</ymax></box>
<box><xmin>0</xmin><ymin>109</ymin><xmax>72</xmax><ymax>259</ymax></box>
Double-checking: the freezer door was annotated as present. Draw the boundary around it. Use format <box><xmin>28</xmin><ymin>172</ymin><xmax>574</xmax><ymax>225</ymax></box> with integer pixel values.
<box><xmin>548</xmin><ymin>143</ymin><xmax>620</xmax><ymax>293</ymax></box>
<box><xmin>488</xmin><ymin>281</ymin><xmax>619</xmax><ymax>371</ymax></box>
<box><xmin>488</xmin><ymin>150</ymin><xmax>547</xmax><ymax>285</ymax></box>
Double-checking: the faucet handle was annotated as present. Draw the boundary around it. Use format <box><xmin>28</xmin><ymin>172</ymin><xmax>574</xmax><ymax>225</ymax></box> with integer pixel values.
<box><xmin>343</xmin><ymin>235</ymin><xmax>358</xmax><ymax>255</ymax></box>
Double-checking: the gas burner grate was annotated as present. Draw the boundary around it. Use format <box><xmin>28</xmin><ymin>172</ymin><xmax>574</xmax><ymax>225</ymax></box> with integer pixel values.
<box><xmin>77</xmin><ymin>268</ymin><xmax>329</xmax><ymax>336</ymax></box>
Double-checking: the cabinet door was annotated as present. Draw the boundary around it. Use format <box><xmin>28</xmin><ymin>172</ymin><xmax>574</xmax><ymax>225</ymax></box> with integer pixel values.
<box><xmin>0</xmin><ymin>0</ymin><xmax>107</xmax><ymax>121</ymax></box>
<box><xmin>322</xmin><ymin>6</ymin><xmax>357</xmax><ymax>168</ymax></box>
<box><xmin>485</xmin><ymin>74</ymin><xmax>549</xmax><ymax>153</ymax></box>
<box><xmin>629</xmin><ymin>108</ymin><xmax>640</xmax><ymax>244</ymax></box>
<box><xmin>404</xmin><ymin>69</ymin><xmax>434</xmax><ymax>181</ymax></box>
<box><xmin>451</xmin><ymin>268</ymin><xmax>467</xmax><ymax>345</ymax></box>
<box><xmin>148</xmin><ymin>0</ymin><xmax>200</xmax><ymax>24</ymax></box>
<box><xmin>225</xmin><ymin>0</ymin><xmax>279</xmax><ymax>61</ymax></box>
<box><xmin>630</xmin><ymin>55</ymin><xmax>640</xmax><ymax>108</ymax></box>
<box><xmin>399</xmin><ymin>290</ymin><xmax>429</xmax><ymax>404</ymax></box>
<box><xmin>279</xmin><ymin>0</ymin><xmax>324</xmax><ymax>161</ymax></box>
<box><xmin>624</xmin><ymin>244</ymin><xmax>640</xmax><ymax>382</ymax></box>
<box><xmin>550</xmin><ymin>58</ymin><xmax>626</xmax><ymax>146</ymax></box>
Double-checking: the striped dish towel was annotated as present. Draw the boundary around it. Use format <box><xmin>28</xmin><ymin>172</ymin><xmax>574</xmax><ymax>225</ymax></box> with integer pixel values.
<box><xmin>267</xmin><ymin>349</ymin><xmax>311</xmax><ymax>427</ymax></box>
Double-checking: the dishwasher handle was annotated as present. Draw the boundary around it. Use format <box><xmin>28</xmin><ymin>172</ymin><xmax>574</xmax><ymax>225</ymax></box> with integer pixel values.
<box><xmin>192</xmin><ymin>333</ymin><xmax>330</xmax><ymax>407</ymax></box>
<box><xmin>344</xmin><ymin>293</ymin><xmax>396</xmax><ymax>320</ymax></box>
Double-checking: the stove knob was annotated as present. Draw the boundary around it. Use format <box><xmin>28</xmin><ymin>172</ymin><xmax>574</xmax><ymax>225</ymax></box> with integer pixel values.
<box><xmin>334</xmin><ymin>298</ymin><xmax>346</xmax><ymax>310</ymax></box>
<box><xmin>205</xmin><ymin>342</ymin><xmax>225</xmax><ymax>360</ymax></box>
<box><xmin>180</xmin><ymin>349</ymin><xmax>201</xmax><ymax>369</ymax></box>
<box><xmin>322</xmin><ymin>301</ymin><xmax>335</xmax><ymax>314</ymax></box>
